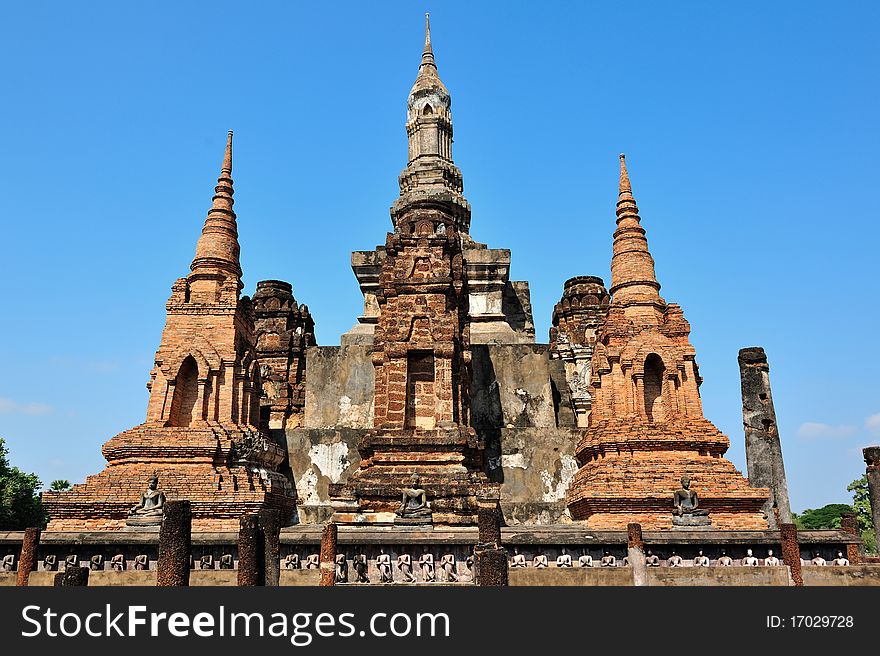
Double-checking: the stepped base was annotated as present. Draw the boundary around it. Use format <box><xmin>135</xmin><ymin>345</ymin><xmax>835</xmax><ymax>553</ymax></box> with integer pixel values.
<box><xmin>42</xmin><ymin>423</ymin><xmax>296</xmax><ymax>532</ymax></box>
<box><xmin>330</xmin><ymin>426</ymin><xmax>495</xmax><ymax>526</ymax></box>
<box><xmin>567</xmin><ymin>418</ymin><xmax>770</xmax><ymax>530</ymax></box>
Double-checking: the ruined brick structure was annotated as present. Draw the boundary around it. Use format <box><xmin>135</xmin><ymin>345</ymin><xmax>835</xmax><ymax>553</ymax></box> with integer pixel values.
<box><xmin>31</xmin><ymin>16</ymin><xmax>847</xmax><ymax>567</ymax></box>
<box><xmin>43</xmin><ymin>132</ymin><xmax>296</xmax><ymax>531</ymax></box>
<box><xmin>549</xmin><ymin>276</ymin><xmax>611</xmax><ymax>427</ymax></box>
<box><xmin>565</xmin><ymin>155</ymin><xmax>769</xmax><ymax>530</ymax></box>
<box><xmin>252</xmin><ymin>280</ymin><xmax>315</xmax><ymax>431</ymax></box>
<box><xmin>329</xmin><ymin>16</ymin><xmax>496</xmax><ymax>525</ymax></box>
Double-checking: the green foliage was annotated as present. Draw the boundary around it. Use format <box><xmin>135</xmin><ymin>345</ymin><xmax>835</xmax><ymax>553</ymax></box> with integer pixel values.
<box><xmin>847</xmin><ymin>476</ymin><xmax>872</xmax><ymax>529</ymax></box>
<box><xmin>50</xmin><ymin>479</ymin><xmax>71</xmax><ymax>491</ymax></box>
<box><xmin>793</xmin><ymin>503</ymin><xmax>853</xmax><ymax>530</ymax></box>
<box><xmin>0</xmin><ymin>437</ymin><xmax>46</xmax><ymax>529</ymax></box>
<box><xmin>848</xmin><ymin>475</ymin><xmax>877</xmax><ymax>554</ymax></box>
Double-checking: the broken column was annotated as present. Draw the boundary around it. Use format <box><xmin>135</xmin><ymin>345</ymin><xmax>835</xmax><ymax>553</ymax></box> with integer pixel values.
<box><xmin>865</xmin><ymin>447</ymin><xmax>880</xmax><ymax>551</ymax></box>
<box><xmin>260</xmin><ymin>508</ymin><xmax>282</xmax><ymax>587</ymax></box>
<box><xmin>54</xmin><ymin>566</ymin><xmax>89</xmax><ymax>587</ymax></box>
<box><xmin>627</xmin><ymin>523</ymin><xmax>647</xmax><ymax>587</ymax></box>
<box><xmin>320</xmin><ymin>522</ymin><xmax>337</xmax><ymax>586</ymax></box>
<box><xmin>839</xmin><ymin>512</ymin><xmax>862</xmax><ymax>565</ymax></box>
<box><xmin>16</xmin><ymin>527</ymin><xmax>40</xmax><ymax>587</ymax></box>
<box><xmin>779</xmin><ymin>523</ymin><xmax>802</xmax><ymax>587</ymax></box>
<box><xmin>474</xmin><ymin>499</ymin><xmax>508</xmax><ymax>586</ymax></box>
<box><xmin>738</xmin><ymin>347</ymin><xmax>792</xmax><ymax>528</ymax></box>
<box><xmin>156</xmin><ymin>500</ymin><xmax>191</xmax><ymax>587</ymax></box>
<box><xmin>238</xmin><ymin>513</ymin><xmax>263</xmax><ymax>586</ymax></box>
<box><xmin>478</xmin><ymin>501</ymin><xmax>503</xmax><ymax>546</ymax></box>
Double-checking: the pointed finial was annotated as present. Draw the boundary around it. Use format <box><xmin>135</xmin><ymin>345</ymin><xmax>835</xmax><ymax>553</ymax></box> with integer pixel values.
<box><xmin>425</xmin><ymin>13</ymin><xmax>432</xmax><ymax>53</ymax></box>
<box><xmin>190</xmin><ymin>129</ymin><xmax>242</xmax><ymax>284</ymax></box>
<box><xmin>420</xmin><ymin>12</ymin><xmax>436</xmax><ymax>71</ymax></box>
<box><xmin>619</xmin><ymin>153</ymin><xmax>631</xmax><ymax>194</ymax></box>
<box><xmin>222</xmin><ymin>130</ymin><xmax>233</xmax><ymax>175</ymax></box>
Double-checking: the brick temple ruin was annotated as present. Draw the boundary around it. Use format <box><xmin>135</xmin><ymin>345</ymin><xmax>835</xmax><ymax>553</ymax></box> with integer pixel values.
<box><xmin>6</xmin><ymin>15</ymin><xmax>869</xmax><ymax>585</ymax></box>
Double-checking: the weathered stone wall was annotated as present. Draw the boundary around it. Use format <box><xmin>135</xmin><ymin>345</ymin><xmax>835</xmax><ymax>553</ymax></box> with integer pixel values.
<box><xmin>302</xmin><ymin>346</ymin><xmax>374</xmax><ymax>429</ymax></box>
<box><xmin>287</xmin><ymin>342</ymin><xmax>578</xmax><ymax>525</ymax></box>
<box><xmin>473</xmin><ymin>345</ymin><xmax>560</xmax><ymax>429</ymax></box>
<box><xmin>510</xmin><ymin>567</ymin><xmax>634</xmax><ymax>586</ymax></box>
<box><xmin>13</xmin><ymin>566</ymin><xmax>880</xmax><ymax>587</ymax></box>
<box><xmin>469</xmin><ymin>344</ymin><xmax>579</xmax><ymax>524</ymax></box>
<box><xmin>285</xmin><ymin>428</ymin><xmax>364</xmax><ymax>524</ymax></box>
<box><xmin>801</xmin><ymin>565</ymin><xmax>880</xmax><ymax>586</ymax></box>
<box><xmin>646</xmin><ymin>566</ymin><xmax>790</xmax><ymax>586</ymax></box>
<box><xmin>498</xmin><ymin>428</ymin><xmax>579</xmax><ymax>525</ymax></box>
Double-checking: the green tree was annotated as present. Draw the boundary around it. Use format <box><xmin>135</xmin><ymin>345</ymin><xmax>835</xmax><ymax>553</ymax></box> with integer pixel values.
<box><xmin>794</xmin><ymin>503</ymin><xmax>853</xmax><ymax>530</ymax></box>
<box><xmin>50</xmin><ymin>479</ymin><xmax>71</xmax><ymax>491</ymax></box>
<box><xmin>848</xmin><ymin>475</ymin><xmax>877</xmax><ymax>554</ymax></box>
<box><xmin>0</xmin><ymin>437</ymin><xmax>46</xmax><ymax>529</ymax></box>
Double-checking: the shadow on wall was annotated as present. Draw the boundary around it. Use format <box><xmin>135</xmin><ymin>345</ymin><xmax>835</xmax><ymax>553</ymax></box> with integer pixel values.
<box><xmin>470</xmin><ymin>345</ymin><xmax>504</xmax><ymax>483</ymax></box>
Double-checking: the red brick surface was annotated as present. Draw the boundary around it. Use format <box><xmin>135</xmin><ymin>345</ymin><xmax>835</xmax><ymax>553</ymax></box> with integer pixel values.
<box><xmin>43</xmin><ymin>133</ymin><xmax>296</xmax><ymax>532</ymax></box>
<box><xmin>566</xmin><ymin>156</ymin><xmax>769</xmax><ymax>530</ymax></box>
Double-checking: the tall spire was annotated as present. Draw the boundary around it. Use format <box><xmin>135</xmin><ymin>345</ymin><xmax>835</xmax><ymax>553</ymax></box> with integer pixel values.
<box><xmin>420</xmin><ymin>12</ymin><xmax>439</xmax><ymax>74</ymax></box>
<box><xmin>190</xmin><ymin>131</ymin><xmax>243</xmax><ymax>284</ymax></box>
<box><xmin>411</xmin><ymin>12</ymin><xmax>447</xmax><ymax>95</ymax></box>
<box><xmin>609</xmin><ymin>154</ymin><xmax>662</xmax><ymax>306</ymax></box>
<box><xmin>221</xmin><ymin>129</ymin><xmax>232</xmax><ymax>175</ymax></box>
<box><xmin>395</xmin><ymin>14</ymin><xmax>469</xmax><ymax>231</ymax></box>
<box><xmin>619</xmin><ymin>152</ymin><xmax>632</xmax><ymax>195</ymax></box>
<box><xmin>423</xmin><ymin>12</ymin><xmax>433</xmax><ymax>58</ymax></box>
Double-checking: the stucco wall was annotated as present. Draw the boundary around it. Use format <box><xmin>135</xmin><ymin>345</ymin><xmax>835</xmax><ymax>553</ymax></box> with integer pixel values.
<box><xmin>285</xmin><ymin>428</ymin><xmax>364</xmax><ymax>524</ymax></box>
<box><xmin>303</xmin><ymin>346</ymin><xmax>374</xmax><ymax>429</ymax></box>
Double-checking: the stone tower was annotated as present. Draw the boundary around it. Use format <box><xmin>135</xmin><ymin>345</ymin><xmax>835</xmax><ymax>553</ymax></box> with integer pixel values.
<box><xmin>330</xmin><ymin>15</ymin><xmax>496</xmax><ymax>525</ymax></box>
<box><xmin>738</xmin><ymin>347</ymin><xmax>792</xmax><ymax>527</ymax></box>
<box><xmin>253</xmin><ymin>279</ymin><xmax>315</xmax><ymax>431</ymax></box>
<box><xmin>565</xmin><ymin>155</ymin><xmax>769</xmax><ymax>530</ymax></box>
<box><xmin>549</xmin><ymin>276</ymin><xmax>610</xmax><ymax>426</ymax></box>
<box><xmin>43</xmin><ymin>133</ymin><xmax>296</xmax><ymax>531</ymax></box>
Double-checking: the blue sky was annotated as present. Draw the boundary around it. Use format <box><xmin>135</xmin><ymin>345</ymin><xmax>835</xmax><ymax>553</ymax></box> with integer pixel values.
<box><xmin>0</xmin><ymin>1</ymin><xmax>877</xmax><ymax>513</ymax></box>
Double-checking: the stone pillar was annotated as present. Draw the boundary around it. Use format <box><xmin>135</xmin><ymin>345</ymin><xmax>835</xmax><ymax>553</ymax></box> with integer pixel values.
<box><xmin>259</xmin><ymin>508</ymin><xmax>282</xmax><ymax>587</ymax></box>
<box><xmin>474</xmin><ymin>497</ymin><xmax>507</xmax><ymax>586</ymax></box>
<box><xmin>238</xmin><ymin>513</ymin><xmax>262</xmax><ymax>586</ymax></box>
<box><xmin>156</xmin><ymin>500</ymin><xmax>191</xmax><ymax>587</ymax></box>
<box><xmin>864</xmin><ymin>447</ymin><xmax>880</xmax><ymax>551</ymax></box>
<box><xmin>473</xmin><ymin>545</ymin><xmax>508</xmax><ymax>586</ymax></box>
<box><xmin>478</xmin><ymin>502</ymin><xmax>502</xmax><ymax>546</ymax></box>
<box><xmin>839</xmin><ymin>512</ymin><xmax>862</xmax><ymax>564</ymax></box>
<box><xmin>627</xmin><ymin>523</ymin><xmax>647</xmax><ymax>587</ymax></box>
<box><xmin>780</xmin><ymin>523</ymin><xmax>802</xmax><ymax>587</ymax></box>
<box><xmin>320</xmin><ymin>523</ymin><xmax>337</xmax><ymax>586</ymax></box>
<box><xmin>738</xmin><ymin>347</ymin><xmax>792</xmax><ymax>528</ymax></box>
<box><xmin>16</xmin><ymin>527</ymin><xmax>40</xmax><ymax>587</ymax></box>
<box><xmin>54</xmin><ymin>566</ymin><xmax>89</xmax><ymax>587</ymax></box>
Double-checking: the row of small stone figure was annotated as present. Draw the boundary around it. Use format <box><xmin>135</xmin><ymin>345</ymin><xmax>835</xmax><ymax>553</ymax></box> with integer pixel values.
<box><xmin>509</xmin><ymin>548</ymin><xmax>853</xmax><ymax>568</ymax></box>
<box><xmin>18</xmin><ymin>553</ymin><xmax>239</xmax><ymax>572</ymax></box>
<box><xmin>284</xmin><ymin>549</ymin><xmax>470</xmax><ymax>583</ymax></box>
<box><xmin>5</xmin><ymin>548</ymin><xmax>851</xmax><ymax>575</ymax></box>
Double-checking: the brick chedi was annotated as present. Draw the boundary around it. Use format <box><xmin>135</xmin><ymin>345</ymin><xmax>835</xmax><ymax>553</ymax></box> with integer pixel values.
<box><xmin>252</xmin><ymin>280</ymin><xmax>315</xmax><ymax>431</ymax></box>
<box><xmin>43</xmin><ymin>132</ymin><xmax>297</xmax><ymax>531</ymax></box>
<box><xmin>329</xmin><ymin>16</ymin><xmax>495</xmax><ymax>525</ymax></box>
<box><xmin>549</xmin><ymin>276</ymin><xmax>610</xmax><ymax>427</ymax></box>
<box><xmin>565</xmin><ymin>155</ymin><xmax>769</xmax><ymax>530</ymax></box>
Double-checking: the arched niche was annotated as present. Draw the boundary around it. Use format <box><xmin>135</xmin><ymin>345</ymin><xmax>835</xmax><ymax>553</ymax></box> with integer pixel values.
<box><xmin>167</xmin><ymin>355</ymin><xmax>200</xmax><ymax>427</ymax></box>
